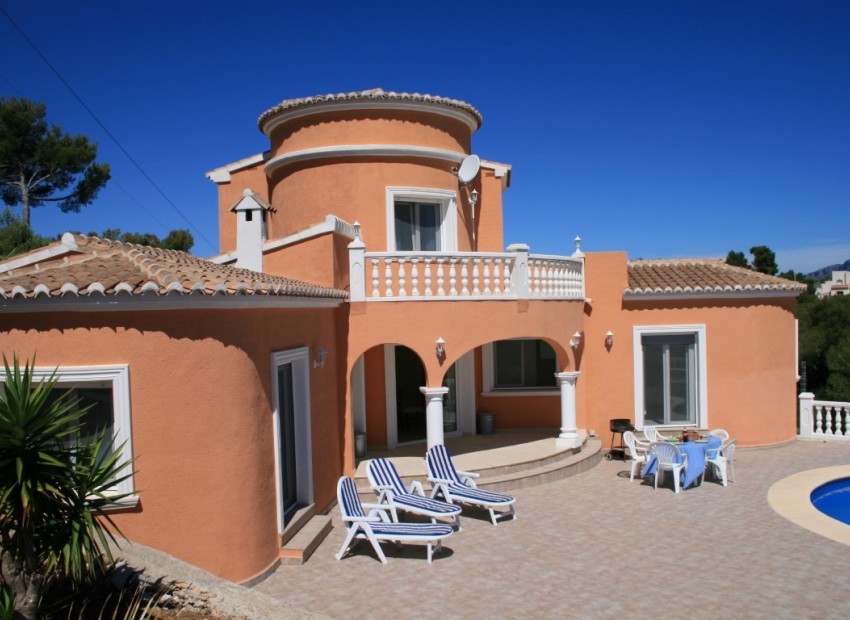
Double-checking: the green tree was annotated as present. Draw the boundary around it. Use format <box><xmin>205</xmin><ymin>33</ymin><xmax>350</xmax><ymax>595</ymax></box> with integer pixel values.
<box><xmin>0</xmin><ymin>97</ymin><xmax>110</xmax><ymax>227</ymax></box>
<box><xmin>749</xmin><ymin>245</ymin><xmax>778</xmax><ymax>275</ymax></box>
<box><xmin>725</xmin><ymin>250</ymin><xmax>750</xmax><ymax>269</ymax></box>
<box><xmin>0</xmin><ymin>357</ymin><xmax>132</xmax><ymax>619</ymax></box>
<box><xmin>799</xmin><ymin>295</ymin><xmax>850</xmax><ymax>401</ymax></box>
<box><xmin>0</xmin><ymin>209</ymin><xmax>52</xmax><ymax>260</ymax></box>
<box><xmin>88</xmin><ymin>228</ymin><xmax>194</xmax><ymax>252</ymax></box>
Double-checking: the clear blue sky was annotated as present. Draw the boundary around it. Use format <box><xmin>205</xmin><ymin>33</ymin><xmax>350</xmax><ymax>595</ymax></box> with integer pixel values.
<box><xmin>1</xmin><ymin>1</ymin><xmax>848</xmax><ymax>273</ymax></box>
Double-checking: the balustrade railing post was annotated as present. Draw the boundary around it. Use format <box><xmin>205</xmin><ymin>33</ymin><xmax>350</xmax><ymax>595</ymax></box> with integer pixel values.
<box><xmin>507</xmin><ymin>244</ymin><xmax>530</xmax><ymax>298</ymax></box>
<box><xmin>347</xmin><ymin>225</ymin><xmax>366</xmax><ymax>302</ymax></box>
<box><xmin>799</xmin><ymin>392</ymin><xmax>815</xmax><ymax>439</ymax></box>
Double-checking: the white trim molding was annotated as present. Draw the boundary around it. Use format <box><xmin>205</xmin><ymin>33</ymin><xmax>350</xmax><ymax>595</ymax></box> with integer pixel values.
<box><xmin>265</xmin><ymin>145</ymin><xmax>465</xmax><ymax>177</ymax></box>
<box><xmin>11</xmin><ymin>364</ymin><xmax>136</xmax><ymax>503</ymax></box>
<box><xmin>632</xmin><ymin>324</ymin><xmax>708</xmax><ymax>430</ymax></box>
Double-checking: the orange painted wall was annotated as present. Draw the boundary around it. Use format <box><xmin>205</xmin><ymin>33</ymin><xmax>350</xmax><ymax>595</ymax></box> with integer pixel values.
<box><xmin>581</xmin><ymin>252</ymin><xmax>800</xmax><ymax>447</ymax></box>
<box><xmin>363</xmin><ymin>346</ymin><xmax>388</xmax><ymax>449</ymax></box>
<box><xmin>267</xmin><ymin>110</ymin><xmax>471</xmax><ymax>158</ymax></box>
<box><xmin>0</xmin><ymin>306</ymin><xmax>343</xmax><ymax>583</ymax></box>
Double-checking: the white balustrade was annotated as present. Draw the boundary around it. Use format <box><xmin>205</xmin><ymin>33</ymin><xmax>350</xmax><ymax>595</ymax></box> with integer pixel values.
<box><xmin>799</xmin><ymin>393</ymin><xmax>850</xmax><ymax>441</ymax></box>
<box><xmin>351</xmin><ymin>249</ymin><xmax>583</xmax><ymax>301</ymax></box>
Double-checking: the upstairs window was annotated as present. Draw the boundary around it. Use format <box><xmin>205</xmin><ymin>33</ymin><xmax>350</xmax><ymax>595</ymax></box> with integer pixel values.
<box><xmin>394</xmin><ymin>201</ymin><xmax>441</xmax><ymax>251</ymax></box>
<box><xmin>385</xmin><ymin>188</ymin><xmax>457</xmax><ymax>252</ymax></box>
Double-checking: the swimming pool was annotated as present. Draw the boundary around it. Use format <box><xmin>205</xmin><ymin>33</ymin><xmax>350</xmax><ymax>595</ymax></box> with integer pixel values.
<box><xmin>811</xmin><ymin>477</ymin><xmax>850</xmax><ymax>525</ymax></box>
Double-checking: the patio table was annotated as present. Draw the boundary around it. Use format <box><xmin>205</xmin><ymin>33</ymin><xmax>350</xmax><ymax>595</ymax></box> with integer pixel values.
<box><xmin>642</xmin><ymin>436</ymin><xmax>723</xmax><ymax>490</ymax></box>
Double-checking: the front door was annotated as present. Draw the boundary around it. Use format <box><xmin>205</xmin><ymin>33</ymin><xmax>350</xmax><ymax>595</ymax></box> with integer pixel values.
<box><xmin>395</xmin><ymin>346</ymin><xmax>427</xmax><ymax>444</ymax></box>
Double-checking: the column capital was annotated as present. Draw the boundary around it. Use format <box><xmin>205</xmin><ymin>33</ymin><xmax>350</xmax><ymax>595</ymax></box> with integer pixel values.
<box><xmin>555</xmin><ymin>371</ymin><xmax>581</xmax><ymax>385</ymax></box>
<box><xmin>420</xmin><ymin>386</ymin><xmax>450</xmax><ymax>398</ymax></box>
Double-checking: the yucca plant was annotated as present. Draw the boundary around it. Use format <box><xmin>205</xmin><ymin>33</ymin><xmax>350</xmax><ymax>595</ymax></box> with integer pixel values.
<box><xmin>0</xmin><ymin>356</ymin><xmax>133</xmax><ymax>619</ymax></box>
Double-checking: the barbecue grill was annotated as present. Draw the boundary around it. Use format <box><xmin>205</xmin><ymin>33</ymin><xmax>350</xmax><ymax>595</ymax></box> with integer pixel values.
<box><xmin>606</xmin><ymin>418</ymin><xmax>635</xmax><ymax>460</ymax></box>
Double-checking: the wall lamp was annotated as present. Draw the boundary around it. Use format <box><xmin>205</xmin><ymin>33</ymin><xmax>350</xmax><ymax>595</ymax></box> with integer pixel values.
<box><xmin>605</xmin><ymin>331</ymin><xmax>614</xmax><ymax>348</ymax></box>
<box><xmin>435</xmin><ymin>337</ymin><xmax>446</xmax><ymax>358</ymax></box>
<box><xmin>570</xmin><ymin>331</ymin><xmax>582</xmax><ymax>349</ymax></box>
<box><xmin>313</xmin><ymin>346</ymin><xmax>327</xmax><ymax>368</ymax></box>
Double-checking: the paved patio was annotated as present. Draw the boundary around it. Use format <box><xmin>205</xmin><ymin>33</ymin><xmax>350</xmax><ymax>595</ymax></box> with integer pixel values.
<box><xmin>254</xmin><ymin>440</ymin><xmax>850</xmax><ymax>619</ymax></box>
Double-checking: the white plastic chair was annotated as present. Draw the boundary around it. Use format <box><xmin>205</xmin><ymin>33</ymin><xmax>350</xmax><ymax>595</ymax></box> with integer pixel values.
<box><xmin>623</xmin><ymin>430</ymin><xmax>649</xmax><ymax>482</ymax></box>
<box><xmin>643</xmin><ymin>426</ymin><xmax>670</xmax><ymax>443</ymax></box>
<box><xmin>706</xmin><ymin>439</ymin><xmax>736</xmax><ymax>486</ymax></box>
<box><xmin>650</xmin><ymin>441</ymin><xmax>688</xmax><ymax>493</ymax></box>
<box><xmin>708</xmin><ymin>428</ymin><xmax>730</xmax><ymax>443</ymax></box>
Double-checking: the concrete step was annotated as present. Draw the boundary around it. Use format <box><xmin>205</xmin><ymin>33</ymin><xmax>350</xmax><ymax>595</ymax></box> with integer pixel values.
<box><xmin>280</xmin><ymin>504</ymin><xmax>315</xmax><ymax>547</ymax></box>
<box><xmin>279</xmin><ymin>515</ymin><xmax>333</xmax><ymax>566</ymax></box>
<box><xmin>354</xmin><ymin>437</ymin><xmax>602</xmax><ymax>495</ymax></box>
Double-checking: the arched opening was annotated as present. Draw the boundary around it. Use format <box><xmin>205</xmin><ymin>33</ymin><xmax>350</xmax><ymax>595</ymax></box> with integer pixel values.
<box><xmin>394</xmin><ymin>345</ymin><xmax>427</xmax><ymax>443</ymax></box>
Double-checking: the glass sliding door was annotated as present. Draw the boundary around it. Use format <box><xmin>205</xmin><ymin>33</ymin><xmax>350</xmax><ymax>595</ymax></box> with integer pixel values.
<box><xmin>277</xmin><ymin>362</ymin><xmax>298</xmax><ymax>523</ymax></box>
<box><xmin>642</xmin><ymin>334</ymin><xmax>697</xmax><ymax>426</ymax></box>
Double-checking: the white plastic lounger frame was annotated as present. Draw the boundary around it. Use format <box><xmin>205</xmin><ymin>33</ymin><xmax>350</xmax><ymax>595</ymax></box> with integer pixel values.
<box><xmin>425</xmin><ymin>445</ymin><xmax>516</xmax><ymax>526</ymax></box>
<box><xmin>367</xmin><ymin>458</ymin><xmax>462</xmax><ymax>529</ymax></box>
<box><xmin>335</xmin><ymin>477</ymin><xmax>453</xmax><ymax>564</ymax></box>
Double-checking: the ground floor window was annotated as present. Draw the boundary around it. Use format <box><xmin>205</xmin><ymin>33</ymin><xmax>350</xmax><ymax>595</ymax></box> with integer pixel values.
<box><xmin>482</xmin><ymin>339</ymin><xmax>558</xmax><ymax>394</ymax></box>
<box><xmin>633</xmin><ymin>326</ymin><xmax>707</xmax><ymax>428</ymax></box>
<box><xmin>14</xmin><ymin>365</ymin><xmax>134</xmax><ymax>500</ymax></box>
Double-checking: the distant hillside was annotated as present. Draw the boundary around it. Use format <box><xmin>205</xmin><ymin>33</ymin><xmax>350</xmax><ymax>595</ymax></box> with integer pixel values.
<box><xmin>807</xmin><ymin>259</ymin><xmax>850</xmax><ymax>281</ymax></box>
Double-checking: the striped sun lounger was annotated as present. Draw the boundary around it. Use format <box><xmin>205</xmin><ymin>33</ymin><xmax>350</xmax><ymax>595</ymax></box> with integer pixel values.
<box><xmin>367</xmin><ymin>457</ymin><xmax>462</xmax><ymax>529</ymax></box>
<box><xmin>335</xmin><ymin>476</ymin><xmax>453</xmax><ymax>564</ymax></box>
<box><xmin>426</xmin><ymin>444</ymin><xmax>516</xmax><ymax>526</ymax></box>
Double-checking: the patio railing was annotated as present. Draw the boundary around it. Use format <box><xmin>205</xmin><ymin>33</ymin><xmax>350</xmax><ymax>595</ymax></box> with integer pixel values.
<box><xmin>798</xmin><ymin>392</ymin><xmax>850</xmax><ymax>441</ymax></box>
<box><xmin>349</xmin><ymin>231</ymin><xmax>585</xmax><ymax>302</ymax></box>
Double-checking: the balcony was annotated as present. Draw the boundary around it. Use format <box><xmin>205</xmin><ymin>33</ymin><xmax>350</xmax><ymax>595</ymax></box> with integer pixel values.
<box><xmin>349</xmin><ymin>236</ymin><xmax>585</xmax><ymax>302</ymax></box>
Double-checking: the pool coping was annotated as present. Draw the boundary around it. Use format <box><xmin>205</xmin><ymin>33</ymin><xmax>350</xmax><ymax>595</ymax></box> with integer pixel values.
<box><xmin>768</xmin><ymin>465</ymin><xmax>850</xmax><ymax>547</ymax></box>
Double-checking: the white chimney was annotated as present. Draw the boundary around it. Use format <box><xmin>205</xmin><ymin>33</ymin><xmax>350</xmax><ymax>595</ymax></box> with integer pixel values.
<box><xmin>230</xmin><ymin>189</ymin><xmax>272</xmax><ymax>272</ymax></box>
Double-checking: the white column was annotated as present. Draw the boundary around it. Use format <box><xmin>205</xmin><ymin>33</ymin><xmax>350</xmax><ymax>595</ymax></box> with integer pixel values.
<box><xmin>556</xmin><ymin>371</ymin><xmax>581</xmax><ymax>448</ymax></box>
<box><xmin>420</xmin><ymin>386</ymin><xmax>449</xmax><ymax>449</ymax></box>
<box><xmin>347</xmin><ymin>222</ymin><xmax>366</xmax><ymax>302</ymax></box>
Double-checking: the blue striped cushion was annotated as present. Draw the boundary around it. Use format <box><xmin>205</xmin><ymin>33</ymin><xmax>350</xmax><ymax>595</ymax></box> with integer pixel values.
<box><xmin>446</xmin><ymin>483</ymin><xmax>514</xmax><ymax>506</ymax></box>
<box><xmin>370</xmin><ymin>522</ymin><xmax>453</xmax><ymax>539</ymax></box>
<box><xmin>426</xmin><ymin>445</ymin><xmax>462</xmax><ymax>484</ymax></box>
<box><xmin>368</xmin><ymin>458</ymin><xmax>408</xmax><ymax>495</ymax></box>
<box><xmin>338</xmin><ymin>477</ymin><xmax>365</xmax><ymax>518</ymax></box>
<box><xmin>394</xmin><ymin>494</ymin><xmax>461</xmax><ymax>515</ymax></box>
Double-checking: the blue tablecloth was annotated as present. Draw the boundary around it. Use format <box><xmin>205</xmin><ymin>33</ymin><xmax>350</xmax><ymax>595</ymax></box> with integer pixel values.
<box><xmin>642</xmin><ymin>436</ymin><xmax>723</xmax><ymax>489</ymax></box>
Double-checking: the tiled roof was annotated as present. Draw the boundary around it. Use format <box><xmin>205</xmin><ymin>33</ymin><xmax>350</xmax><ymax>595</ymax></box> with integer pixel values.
<box><xmin>0</xmin><ymin>234</ymin><xmax>347</xmax><ymax>301</ymax></box>
<box><xmin>258</xmin><ymin>88</ymin><xmax>483</xmax><ymax>132</ymax></box>
<box><xmin>626</xmin><ymin>258</ymin><xmax>806</xmax><ymax>298</ymax></box>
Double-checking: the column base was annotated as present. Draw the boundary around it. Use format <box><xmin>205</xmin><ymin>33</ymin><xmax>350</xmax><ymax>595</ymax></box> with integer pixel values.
<box><xmin>556</xmin><ymin>435</ymin><xmax>582</xmax><ymax>449</ymax></box>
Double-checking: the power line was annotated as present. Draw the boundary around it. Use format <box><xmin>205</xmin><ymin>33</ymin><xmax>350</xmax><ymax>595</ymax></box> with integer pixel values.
<box><xmin>0</xmin><ymin>3</ymin><xmax>218</xmax><ymax>254</ymax></box>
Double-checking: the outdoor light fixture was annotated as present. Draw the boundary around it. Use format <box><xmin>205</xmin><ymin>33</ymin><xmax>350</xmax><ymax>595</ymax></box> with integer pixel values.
<box><xmin>470</xmin><ymin>188</ymin><xmax>479</xmax><ymax>206</ymax></box>
<box><xmin>570</xmin><ymin>331</ymin><xmax>582</xmax><ymax>349</ymax></box>
<box><xmin>435</xmin><ymin>337</ymin><xmax>446</xmax><ymax>358</ymax></box>
<box><xmin>605</xmin><ymin>331</ymin><xmax>614</xmax><ymax>348</ymax></box>
<box><xmin>313</xmin><ymin>347</ymin><xmax>327</xmax><ymax>368</ymax></box>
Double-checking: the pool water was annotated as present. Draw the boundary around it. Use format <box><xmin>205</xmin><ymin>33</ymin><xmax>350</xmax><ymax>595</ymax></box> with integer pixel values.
<box><xmin>811</xmin><ymin>477</ymin><xmax>850</xmax><ymax>525</ymax></box>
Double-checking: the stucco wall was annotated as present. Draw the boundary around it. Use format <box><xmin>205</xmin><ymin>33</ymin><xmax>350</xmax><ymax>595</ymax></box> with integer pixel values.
<box><xmin>0</xmin><ymin>305</ymin><xmax>343</xmax><ymax>583</ymax></box>
<box><xmin>581</xmin><ymin>252</ymin><xmax>800</xmax><ymax>447</ymax></box>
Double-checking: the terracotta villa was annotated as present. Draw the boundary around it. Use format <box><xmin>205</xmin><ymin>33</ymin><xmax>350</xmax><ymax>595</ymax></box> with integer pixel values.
<box><xmin>0</xmin><ymin>88</ymin><xmax>805</xmax><ymax>582</ymax></box>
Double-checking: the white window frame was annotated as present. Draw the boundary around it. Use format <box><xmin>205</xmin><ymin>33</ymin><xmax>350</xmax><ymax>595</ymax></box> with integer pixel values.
<box><xmin>481</xmin><ymin>341</ymin><xmax>560</xmax><ymax>397</ymax></box>
<box><xmin>13</xmin><ymin>364</ymin><xmax>135</xmax><ymax>504</ymax></box>
<box><xmin>386</xmin><ymin>187</ymin><xmax>458</xmax><ymax>252</ymax></box>
<box><xmin>633</xmin><ymin>325</ymin><xmax>708</xmax><ymax>430</ymax></box>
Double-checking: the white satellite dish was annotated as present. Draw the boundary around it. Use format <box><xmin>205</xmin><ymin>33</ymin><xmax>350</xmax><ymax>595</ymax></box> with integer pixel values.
<box><xmin>457</xmin><ymin>154</ymin><xmax>481</xmax><ymax>186</ymax></box>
